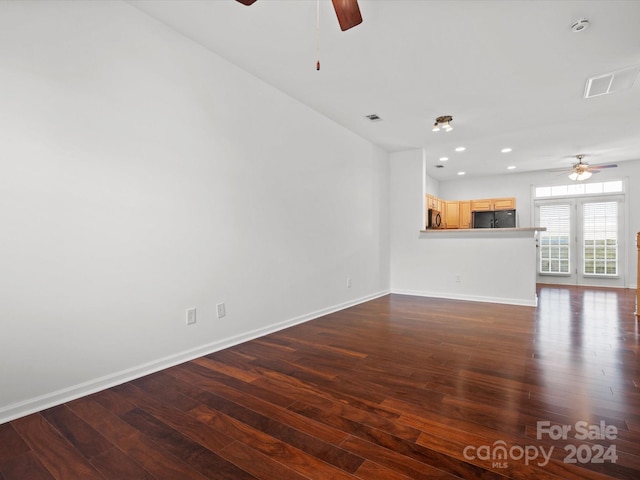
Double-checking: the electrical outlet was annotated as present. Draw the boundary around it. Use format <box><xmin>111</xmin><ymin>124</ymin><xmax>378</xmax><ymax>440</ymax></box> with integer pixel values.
<box><xmin>346</xmin><ymin>277</ymin><xmax>352</xmax><ymax>288</ymax></box>
<box><xmin>455</xmin><ymin>274</ymin><xmax>461</xmax><ymax>283</ymax></box>
<box><xmin>216</xmin><ymin>303</ymin><xmax>226</xmax><ymax>319</ymax></box>
<box><xmin>186</xmin><ymin>307</ymin><xmax>197</xmax><ymax>325</ymax></box>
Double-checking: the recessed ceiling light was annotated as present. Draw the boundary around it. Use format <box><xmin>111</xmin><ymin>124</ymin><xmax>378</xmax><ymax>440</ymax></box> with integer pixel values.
<box><xmin>455</xmin><ymin>147</ymin><xmax>466</xmax><ymax>152</ymax></box>
<box><xmin>501</xmin><ymin>148</ymin><xmax>512</xmax><ymax>153</ymax></box>
<box><xmin>507</xmin><ymin>165</ymin><xmax>516</xmax><ymax>170</ymax></box>
<box><xmin>439</xmin><ymin>157</ymin><xmax>449</xmax><ymax>162</ymax></box>
<box><xmin>457</xmin><ymin>171</ymin><xmax>466</xmax><ymax>176</ymax></box>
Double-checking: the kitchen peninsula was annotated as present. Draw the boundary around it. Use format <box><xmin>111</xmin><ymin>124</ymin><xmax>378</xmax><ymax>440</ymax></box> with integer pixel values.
<box><xmin>402</xmin><ymin>226</ymin><xmax>546</xmax><ymax>306</ymax></box>
<box><xmin>389</xmin><ymin>192</ymin><xmax>545</xmax><ymax>307</ymax></box>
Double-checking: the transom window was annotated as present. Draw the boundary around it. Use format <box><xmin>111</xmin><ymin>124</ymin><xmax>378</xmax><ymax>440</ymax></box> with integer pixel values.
<box><xmin>535</xmin><ymin>180</ymin><xmax>623</xmax><ymax>198</ymax></box>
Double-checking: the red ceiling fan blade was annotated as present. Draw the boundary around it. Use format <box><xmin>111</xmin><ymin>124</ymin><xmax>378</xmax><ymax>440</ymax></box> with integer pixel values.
<box><xmin>331</xmin><ymin>0</ymin><xmax>363</xmax><ymax>31</ymax></box>
<box><xmin>236</xmin><ymin>0</ymin><xmax>362</xmax><ymax>31</ymax></box>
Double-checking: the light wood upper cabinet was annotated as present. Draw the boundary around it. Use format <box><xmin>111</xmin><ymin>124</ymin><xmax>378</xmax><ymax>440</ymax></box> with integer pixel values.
<box><xmin>459</xmin><ymin>201</ymin><xmax>471</xmax><ymax>229</ymax></box>
<box><xmin>470</xmin><ymin>199</ymin><xmax>493</xmax><ymax>212</ymax></box>
<box><xmin>470</xmin><ymin>197</ymin><xmax>516</xmax><ymax>211</ymax></box>
<box><xmin>425</xmin><ymin>194</ymin><xmax>436</xmax><ymax>210</ymax></box>
<box><xmin>493</xmin><ymin>197</ymin><xmax>516</xmax><ymax>210</ymax></box>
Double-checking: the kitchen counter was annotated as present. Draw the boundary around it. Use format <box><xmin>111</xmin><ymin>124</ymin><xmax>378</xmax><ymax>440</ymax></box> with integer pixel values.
<box><xmin>420</xmin><ymin>227</ymin><xmax>546</xmax><ymax>234</ymax></box>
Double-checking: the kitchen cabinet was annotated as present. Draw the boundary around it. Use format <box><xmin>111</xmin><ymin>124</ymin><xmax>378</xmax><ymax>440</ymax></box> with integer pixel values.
<box><xmin>459</xmin><ymin>201</ymin><xmax>471</xmax><ymax>229</ymax></box>
<box><xmin>426</xmin><ymin>194</ymin><xmax>515</xmax><ymax>229</ymax></box>
<box><xmin>425</xmin><ymin>194</ymin><xmax>447</xmax><ymax>213</ymax></box>
<box><xmin>444</xmin><ymin>201</ymin><xmax>460</xmax><ymax>229</ymax></box>
<box><xmin>493</xmin><ymin>197</ymin><xmax>516</xmax><ymax>210</ymax></box>
<box><xmin>470</xmin><ymin>199</ymin><xmax>493</xmax><ymax>212</ymax></box>
<box><xmin>470</xmin><ymin>197</ymin><xmax>516</xmax><ymax>211</ymax></box>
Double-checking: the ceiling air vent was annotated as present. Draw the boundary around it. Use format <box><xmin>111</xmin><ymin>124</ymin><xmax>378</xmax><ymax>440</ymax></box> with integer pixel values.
<box><xmin>584</xmin><ymin>66</ymin><xmax>640</xmax><ymax>98</ymax></box>
<box><xmin>365</xmin><ymin>114</ymin><xmax>382</xmax><ymax>122</ymax></box>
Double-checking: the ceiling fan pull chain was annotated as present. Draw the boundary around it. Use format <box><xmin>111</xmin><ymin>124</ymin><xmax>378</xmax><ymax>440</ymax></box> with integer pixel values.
<box><xmin>316</xmin><ymin>0</ymin><xmax>321</xmax><ymax>70</ymax></box>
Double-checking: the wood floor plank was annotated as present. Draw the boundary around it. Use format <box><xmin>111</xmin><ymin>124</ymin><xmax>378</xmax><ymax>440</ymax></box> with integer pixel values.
<box><xmin>192</xmin><ymin>356</ymin><xmax>261</xmax><ymax>383</ymax></box>
<box><xmin>354</xmin><ymin>459</ymin><xmax>416</xmax><ymax>480</ymax></box>
<box><xmin>0</xmin><ymin>452</ymin><xmax>55</xmax><ymax>480</ymax></box>
<box><xmin>174</xmin><ymin>361</ymin><xmax>295</xmax><ymax>408</ymax></box>
<box><xmin>217</xmin><ymin>441</ymin><xmax>309</xmax><ymax>480</ymax></box>
<box><xmin>130</xmin><ymin>373</ymin><xmax>201</xmax><ymax>412</ymax></box>
<box><xmin>289</xmin><ymin>394</ymin><xmax>422</xmax><ymax>442</ymax></box>
<box><xmin>189</xmin><ymin>404</ymin><xmax>360</xmax><ymax>480</ymax></box>
<box><xmin>252</xmin><ymin>366</ymin><xmax>403</xmax><ymax>422</ymax></box>
<box><xmin>120</xmin><ymin>407</ymin><xmax>257</xmax><ymax>480</ymax></box>
<box><xmin>11</xmin><ymin>414</ymin><xmax>105</xmax><ymax>480</ymax></box>
<box><xmin>110</xmin><ymin>382</ymin><xmax>235</xmax><ymax>453</ymax></box>
<box><xmin>339</xmin><ymin>434</ymin><xmax>460</xmax><ymax>479</ymax></box>
<box><xmin>190</xmin><ymin>388</ymin><xmax>365</xmax><ymax>473</ymax></box>
<box><xmin>173</xmin><ymin>362</ymin><xmax>351</xmax><ymax>445</ymax></box>
<box><xmin>89</xmin><ymin>447</ymin><xmax>157</xmax><ymax>480</ymax></box>
<box><xmin>40</xmin><ymin>405</ymin><xmax>113</xmax><ymax>460</ymax></box>
<box><xmin>68</xmin><ymin>397</ymin><xmax>211</xmax><ymax>480</ymax></box>
<box><xmin>0</xmin><ymin>423</ymin><xmax>30</xmax><ymax>463</ymax></box>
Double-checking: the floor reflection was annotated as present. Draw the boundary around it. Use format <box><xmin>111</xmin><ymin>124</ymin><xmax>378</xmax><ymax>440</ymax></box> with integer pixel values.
<box><xmin>534</xmin><ymin>285</ymin><xmax>636</xmax><ymax>421</ymax></box>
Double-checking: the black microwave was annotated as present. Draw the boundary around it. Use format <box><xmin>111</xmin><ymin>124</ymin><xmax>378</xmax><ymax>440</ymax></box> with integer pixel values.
<box><xmin>428</xmin><ymin>209</ymin><xmax>443</xmax><ymax>229</ymax></box>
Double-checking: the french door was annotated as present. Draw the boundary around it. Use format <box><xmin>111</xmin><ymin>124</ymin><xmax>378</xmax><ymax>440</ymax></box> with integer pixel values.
<box><xmin>535</xmin><ymin>196</ymin><xmax>624</xmax><ymax>287</ymax></box>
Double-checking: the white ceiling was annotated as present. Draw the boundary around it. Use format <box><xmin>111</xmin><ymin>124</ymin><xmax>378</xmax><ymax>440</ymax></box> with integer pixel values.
<box><xmin>128</xmin><ymin>0</ymin><xmax>640</xmax><ymax>180</ymax></box>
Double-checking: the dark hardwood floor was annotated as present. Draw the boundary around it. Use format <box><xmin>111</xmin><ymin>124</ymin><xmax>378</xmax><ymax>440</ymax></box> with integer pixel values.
<box><xmin>1</xmin><ymin>285</ymin><xmax>639</xmax><ymax>479</ymax></box>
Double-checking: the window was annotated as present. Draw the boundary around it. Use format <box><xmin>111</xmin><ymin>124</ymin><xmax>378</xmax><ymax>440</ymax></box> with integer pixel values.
<box><xmin>583</xmin><ymin>202</ymin><xmax>618</xmax><ymax>276</ymax></box>
<box><xmin>535</xmin><ymin>180</ymin><xmax>623</xmax><ymax>198</ymax></box>
<box><xmin>539</xmin><ymin>204</ymin><xmax>571</xmax><ymax>274</ymax></box>
<box><xmin>535</xmin><ymin>195</ymin><xmax>624</xmax><ymax>286</ymax></box>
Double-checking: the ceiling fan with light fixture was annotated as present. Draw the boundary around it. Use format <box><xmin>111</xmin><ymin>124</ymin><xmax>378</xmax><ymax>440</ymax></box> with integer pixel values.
<box><xmin>235</xmin><ymin>0</ymin><xmax>363</xmax><ymax>31</ymax></box>
<box><xmin>556</xmin><ymin>154</ymin><xmax>618</xmax><ymax>181</ymax></box>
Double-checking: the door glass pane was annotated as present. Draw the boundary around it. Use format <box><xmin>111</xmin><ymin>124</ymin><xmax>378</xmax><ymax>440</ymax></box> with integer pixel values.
<box><xmin>539</xmin><ymin>204</ymin><xmax>571</xmax><ymax>274</ymax></box>
<box><xmin>583</xmin><ymin>202</ymin><xmax>617</xmax><ymax>276</ymax></box>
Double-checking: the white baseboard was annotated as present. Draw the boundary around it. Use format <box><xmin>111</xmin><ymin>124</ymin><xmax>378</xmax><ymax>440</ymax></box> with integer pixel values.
<box><xmin>0</xmin><ymin>289</ymin><xmax>390</xmax><ymax>425</ymax></box>
<box><xmin>390</xmin><ymin>288</ymin><xmax>538</xmax><ymax>307</ymax></box>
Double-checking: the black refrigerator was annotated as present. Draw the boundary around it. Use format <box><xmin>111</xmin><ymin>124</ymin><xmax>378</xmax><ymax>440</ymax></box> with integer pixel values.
<box><xmin>473</xmin><ymin>209</ymin><xmax>516</xmax><ymax>228</ymax></box>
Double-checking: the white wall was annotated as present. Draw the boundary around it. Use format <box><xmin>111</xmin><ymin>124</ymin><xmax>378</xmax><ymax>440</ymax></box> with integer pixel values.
<box><xmin>439</xmin><ymin>159</ymin><xmax>640</xmax><ymax>288</ymax></box>
<box><xmin>0</xmin><ymin>1</ymin><xmax>390</xmax><ymax>422</ymax></box>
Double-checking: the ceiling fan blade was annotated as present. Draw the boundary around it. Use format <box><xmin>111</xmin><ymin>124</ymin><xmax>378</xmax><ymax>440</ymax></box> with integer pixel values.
<box><xmin>589</xmin><ymin>164</ymin><xmax>618</xmax><ymax>170</ymax></box>
<box><xmin>331</xmin><ymin>0</ymin><xmax>363</xmax><ymax>31</ymax></box>
<box><xmin>236</xmin><ymin>0</ymin><xmax>257</xmax><ymax>5</ymax></box>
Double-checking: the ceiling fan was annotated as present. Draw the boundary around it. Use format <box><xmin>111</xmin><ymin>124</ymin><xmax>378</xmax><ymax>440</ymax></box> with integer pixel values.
<box><xmin>235</xmin><ymin>0</ymin><xmax>363</xmax><ymax>31</ymax></box>
<box><xmin>562</xmin><ymin>154</ymin><xmax>617</xmax><ymax>181</ymax></box>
